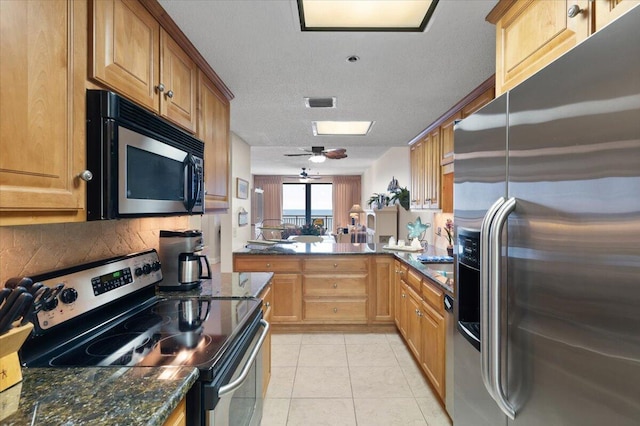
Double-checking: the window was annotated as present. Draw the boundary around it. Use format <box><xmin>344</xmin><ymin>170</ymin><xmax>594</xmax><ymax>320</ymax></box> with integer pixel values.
<box><xmin>283</xmin><ymin>183</ymin><xmax>333</xmax><ymax>231</ymax></box>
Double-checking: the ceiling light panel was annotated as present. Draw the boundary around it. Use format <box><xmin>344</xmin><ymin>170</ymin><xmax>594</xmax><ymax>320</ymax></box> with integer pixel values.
<box><xmin>298</xmin><ymin>0</ymin><xmax>438</xmax><ymax>32</ymax></box>
<box><xmin>312</xmin><ymin>121</ymin><xmax>374</xmax><ymax>136</ymax></box>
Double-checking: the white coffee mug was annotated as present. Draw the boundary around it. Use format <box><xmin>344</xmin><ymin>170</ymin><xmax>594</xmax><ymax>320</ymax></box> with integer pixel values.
<box><xmin>397</xmin><ymin>239</ymin><xmax>405</xmax><ymax>247</ymax></box>
<box><xmin>388</xmin><ymin>237</ymin><xmax>396</xmax><ymax>246</ymax></box>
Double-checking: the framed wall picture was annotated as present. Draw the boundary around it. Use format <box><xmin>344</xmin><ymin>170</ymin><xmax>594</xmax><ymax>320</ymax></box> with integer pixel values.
<box><xmin>236</xmin><ymin>178</ymin><xmax>249</xmax><ymax>199</ymax></box>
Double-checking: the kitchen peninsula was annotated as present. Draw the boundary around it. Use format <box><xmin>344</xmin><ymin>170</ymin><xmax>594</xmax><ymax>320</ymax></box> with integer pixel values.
<box><xmin>234</xmin><ymin>242</ymin><xmax>454</xmax><ymax>403</ymax></box>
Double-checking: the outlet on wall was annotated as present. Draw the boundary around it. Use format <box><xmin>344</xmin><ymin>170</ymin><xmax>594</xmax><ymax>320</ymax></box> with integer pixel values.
<box><xmin>437</xmin><ymin>226</ymin><xmax>442</xmax><ymax>236</ymax></box>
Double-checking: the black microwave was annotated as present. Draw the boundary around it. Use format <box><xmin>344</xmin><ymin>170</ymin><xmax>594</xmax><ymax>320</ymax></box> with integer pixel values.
<box><xmin>85</xmin><ymin>90</ymin><xmax>204</xmax><ymax>220</ymax></box>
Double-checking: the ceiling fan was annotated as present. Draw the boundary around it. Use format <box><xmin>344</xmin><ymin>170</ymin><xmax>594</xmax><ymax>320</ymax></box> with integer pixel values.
<box><xmin>284</xmin><ymin>146</ymin><xmax>347</xmax><ymax>163</ymax></box>
<box><xmin>287</xmin><ymin>167</ymin><xmax>321</xmax><ymax>181</ymax></box>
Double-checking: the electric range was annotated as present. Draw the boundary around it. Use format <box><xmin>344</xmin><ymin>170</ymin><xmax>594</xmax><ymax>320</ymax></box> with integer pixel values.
<box><xmin>19</xmin><ymin>250</ymin><xmax>267</xmax><ymax>426</ymax></box>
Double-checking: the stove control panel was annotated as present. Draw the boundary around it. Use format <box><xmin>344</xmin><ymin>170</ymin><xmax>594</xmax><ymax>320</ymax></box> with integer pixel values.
<box><xmin>30</xmin><ymin>250</ymin><xmax>162</xmax><ymax>331</ymax></box>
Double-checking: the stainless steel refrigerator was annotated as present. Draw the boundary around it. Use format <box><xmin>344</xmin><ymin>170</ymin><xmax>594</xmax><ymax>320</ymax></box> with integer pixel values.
<box><xmin>453</xmin><ymin>6</ymin><xmax>640</xmax><ymax>425</ymax></box>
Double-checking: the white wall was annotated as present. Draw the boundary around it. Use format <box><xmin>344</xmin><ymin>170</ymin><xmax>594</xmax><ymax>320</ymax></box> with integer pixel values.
<box><xmin>215</xmin><ymin>132</ymin><xmax>253</xmax><ymax>272</ymax></box>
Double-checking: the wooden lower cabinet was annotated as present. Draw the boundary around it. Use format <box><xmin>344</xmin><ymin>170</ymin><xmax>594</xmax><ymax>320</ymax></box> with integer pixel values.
<box><xmin>271</xmin><ymin>274</ymin><xmax>302</xmax><ymax>322</ymax></box>
<box><xmin>405</xmin><ymin>284</ymin><xmax>422</xmax><ymax>360</ymax></box>
<box><xmin>162</xmin><ymin>397</ymin><xmax>186</xmax><ymax>426</ymax></box>
<box><xmin>420</xmin><ymin>299</ymin><xmax>445</xmax><ymax>400</ymax></box>
<box><xmin>393</xmin><ymin>262</ymin><xmax>448</xmax><ymax>403</ymax></box>
<box><xmin>258</xmin><ymin>284</ymin><xmax>272</xmax><ymax>396</ymax></box>
<box><xmin>372</xmin><ymin>256</ymin><xmax>394</xmax><ymax>323</ymax></box>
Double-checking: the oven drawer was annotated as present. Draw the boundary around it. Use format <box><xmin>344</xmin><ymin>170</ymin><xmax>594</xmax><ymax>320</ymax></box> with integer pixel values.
<box><xmin>303</xmin><ymin>299</ymin><xmax>367</xmax><ymax>321</ymax></box>
<box><xmin>303</xmin><ymin>275</ymin><xmax>367</xmax><ymax>296</ymax></box>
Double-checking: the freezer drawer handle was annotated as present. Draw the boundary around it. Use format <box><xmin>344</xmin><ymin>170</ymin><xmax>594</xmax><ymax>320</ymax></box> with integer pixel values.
<box><xmin>489</xmin><ymin>197</ymin><xmax>517</xmax><ymax>419</ymax></box>
<box><xmin>218</xmin><ymin>319</ymin><xmax>270</xmax><ymax>397</ymax></box>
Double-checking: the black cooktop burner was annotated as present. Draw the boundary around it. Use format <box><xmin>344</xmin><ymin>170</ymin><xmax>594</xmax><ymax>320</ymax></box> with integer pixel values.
<box><xmin>46</xmin><ymin>298</ymin><xmax>261</xmax><ymax>371</ymax></box>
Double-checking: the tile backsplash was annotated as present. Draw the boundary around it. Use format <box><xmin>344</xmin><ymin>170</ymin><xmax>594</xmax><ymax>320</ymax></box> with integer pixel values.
<box><xmin>0</xmin><ymin>217</ymin><xmax>189</xmax><ymax>285</ymax></box>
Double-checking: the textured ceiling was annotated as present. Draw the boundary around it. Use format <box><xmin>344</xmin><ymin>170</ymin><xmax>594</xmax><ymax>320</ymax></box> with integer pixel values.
<box><xmin>157</xmin><ymin>0</ymin><xmax>498</xmax><ymax>176</ymax></box>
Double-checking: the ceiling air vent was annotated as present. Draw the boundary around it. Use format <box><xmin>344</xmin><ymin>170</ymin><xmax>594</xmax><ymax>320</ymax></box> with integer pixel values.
<box><xmin>304</xmin><ymin>97</ymin><xmax>336</xmax><ymax>108</ymax></box>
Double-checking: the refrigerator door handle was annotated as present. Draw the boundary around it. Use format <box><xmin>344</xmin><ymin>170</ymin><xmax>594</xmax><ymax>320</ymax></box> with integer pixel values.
<box><xmin>480</xmin><ymin>197</ymin><xmax>506</xmax><ymax>397</ymax></box>
<box><xmin>489</xmin><ymin>197</ymin><xmax>517</xmax><ymax>419</ymax></box>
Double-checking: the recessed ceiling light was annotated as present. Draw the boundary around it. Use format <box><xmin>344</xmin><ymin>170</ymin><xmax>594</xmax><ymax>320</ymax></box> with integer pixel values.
<box><xmin>312</xmin><ymin>121</ymin><xmax>374</xmax><ymax>136</ymax></box>
<box><xmin>298</xmin><ymin>0</ymin><xmax>439</xmax><ymax>32</ymax></box>
<box><xmin>346</xmin><ymin>55</ymin><xmax>359</xmax><ymax>63</ymax></box>
<box><xmin>304</xmin><ymin>97</ymin><xmax>336</xmax><ymax>108</ymax></box>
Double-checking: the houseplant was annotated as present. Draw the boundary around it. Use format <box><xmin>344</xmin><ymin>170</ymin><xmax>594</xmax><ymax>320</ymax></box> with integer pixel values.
<box><xmin>367</xmin><ymin>193</ymin><xmax>389</xmax><ymax>210</ymax></box>
<box><xmin>388</xmin><ymin>187</ymin><xmax>410</xmax><ymax>211</ymax></box>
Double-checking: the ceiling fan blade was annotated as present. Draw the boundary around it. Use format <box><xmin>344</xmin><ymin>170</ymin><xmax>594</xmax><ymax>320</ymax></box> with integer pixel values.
<box><xmin>284</xmin><ymin>153</ymin><xmax>312</xmax><ymax>157</ymax></box>
<box><xmin>324</xmin><ymin>151</ymin><xmax>347</xmax><ymax>159</ymax></box>
<box><xmin>322</xmin><ymin>148</ymin><xmax>346</xmax><ymax>153</ymax></box>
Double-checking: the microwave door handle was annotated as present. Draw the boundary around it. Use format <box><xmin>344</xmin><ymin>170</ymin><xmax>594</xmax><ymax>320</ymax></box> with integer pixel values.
<box><xmin>183</xmin><ymin>155</ymin><xmax>196</xmax><ymax>213</ymax></box>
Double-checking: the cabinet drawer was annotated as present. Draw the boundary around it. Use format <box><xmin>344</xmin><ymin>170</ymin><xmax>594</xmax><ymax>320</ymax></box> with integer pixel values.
<box><xmin>302</xmin><ymin>257</ymin><xmax>368</xmax><ymax>273</ymax></box>
<box><xmin>421</xmin><ymin>278</ymin><xmax>444</xmax><ymax>313</ymax></box>
<box><xmin>303</xmin><ymin>300</ymin><xmax>367</xmax><ymax>321</ymax></box>
<box><xmin>406</xmin><ymin>268</ymin><xmax>423</xmax><ymax>292</ymax></box>
<box><xmin>303</xmin><ymin>275</ymin><xmax>367</xmax><ymax>296</ymax></box>
<box><xmin>234</xmin><ymin>256</ymin><xmax>301</xmax><ymax>273</ymax></box>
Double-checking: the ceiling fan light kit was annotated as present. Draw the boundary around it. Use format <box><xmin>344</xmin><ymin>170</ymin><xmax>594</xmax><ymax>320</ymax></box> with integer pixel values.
<box><xmin>309</xmin><ymin>155</ymin><xmax>326</xmax><ymax>163</ymax></box>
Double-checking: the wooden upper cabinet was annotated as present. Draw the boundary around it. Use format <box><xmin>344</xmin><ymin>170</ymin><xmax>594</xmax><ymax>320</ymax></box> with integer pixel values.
<box><xmin>426</xmin><ymin>129</ymin><xmax>441</xmax><ymax>209</ymax></box>
<box><xmin>595</xmin><ymin>0</ymin><xmax>639</xmax><ymax>30</ymax></box>
<box><xmin>0</xmin><ymin>0</ymin><xmax>87</xmax><ymax>225</ymax></box>
<box><xmin>92</xmin><ymin>0</ymin><xmax>196</xmax><ymax>133</ymax></box>
<box><xmin>462</xmin><ymin>87</ymin><xmax>495</xmax><ymax>117</ymax></box>
<box><xmin>198</xmin><ymin>71</ymin><xmax>230</xmax><ymax>210</ymax></box>
<box><xmin>440</xmin><ymin>111</ymin><xmax>460</xmax><ymax>166</ymax></box>
<box><xmin>91</xmin><ymin>0</ymin><xmax>160</xmax><ymax>112</ymax></box>
<box><xmin>488</xmin><ymin>0</ymin><xmax>591</xmax><ymax>96</ymax></box>
<box><xmin>160</xmin><ymin>28</ymin><xmax>197</xmax><ymax>132</ymax></box>
<box><xmin>410</xmin><ymin>141</ymin><xmax>424</xmax><ymax>208</ymax></box>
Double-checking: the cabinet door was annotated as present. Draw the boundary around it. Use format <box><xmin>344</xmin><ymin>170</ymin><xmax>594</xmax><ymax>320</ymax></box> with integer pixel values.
<box><xmin>271</xmin><ymin>273</ymin><xmax>302</xmax><ymax>322</ymax></box>
<box><xmin>405</xmin><ymin>285</ymin><xmax>422</xmax><ymax>360</ymax></box>
<box><xmin>395</xmin><ymin>269</ymin><xmax>408</xmax><ymax>337</ymax></box>
<box><xmin>160</xmin><ymin>29</ymin><xmax>197</xmax><ymax>133</ymax></box>
<box><xmin>595</xmin><ymin>0</ymin><xmax>639</xmax><ymax>31</ymax></box>
<box><xmin>427</xmin><ymin>129</ymin><xmax>441</xmax><ymax>209</ymax></box>
<box><xmin>421</xmin><ymin>300</ymin><xmax>445</xmax><ymax>400</ymax></box>
<box><xmin>372</xmin><ymin>256</ymin><xmax>394</xmax><ymax>323</ymax></box>
<box><xmin>198</xmin><ymin>71</ymin><xmax>230</xmax><ymax>210</ymax></box>
<box><xmin>410</xmin><ymin>141</ymin><xmax>424</xmax><ymax>208</ymax></box>
<box><xmin>494</xmin><ymin>0</ymin><xmax>591</xmax><ymax>95</ymax></box>
<box><xmin>162</xmin><ymin>397</ymin><xmax>186</xmax><ymax>426</ymax></box>
<box><xmin>440</xmin><ymin>111</ymin><xmax>460</xmax><ymax>166</ymax></box>
<box><xmin>91</xmin><ymin>0</ymin><xmax>160</xmax><ymax>112</ymax></box>
<box><xmin>0</xmin><ymin>0</ymin><xmax>86</xmax><ymax>225</ymax></box>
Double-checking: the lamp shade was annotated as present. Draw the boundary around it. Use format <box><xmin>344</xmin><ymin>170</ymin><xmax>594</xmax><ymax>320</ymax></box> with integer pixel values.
<box><xmin>349</xmin><ymin>204</ymin><xmax>365</xmax><ymax>214</ymax></box>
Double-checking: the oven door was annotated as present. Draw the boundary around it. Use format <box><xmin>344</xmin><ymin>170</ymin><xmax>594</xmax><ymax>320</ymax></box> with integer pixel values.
<box><xmin>117</xmin><ymin>125</ymin><xmax>203</xmax><ymax>216</ymax></box>
<box><xmin>205</xmin><ymin>318</ymin><xmax>269</xmax><ymax>426</ymax></box>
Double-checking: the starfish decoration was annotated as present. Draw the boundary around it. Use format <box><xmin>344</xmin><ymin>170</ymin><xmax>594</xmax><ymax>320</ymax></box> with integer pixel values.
<box><xmin>406</xmin><ymin>217</ymin><xmax>430</xmax><ymax>239</ymax></box>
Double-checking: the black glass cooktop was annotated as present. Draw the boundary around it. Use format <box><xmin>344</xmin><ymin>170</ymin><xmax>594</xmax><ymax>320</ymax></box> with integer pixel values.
<box><xmin>47</xmin><ymin>298</ymin><xmax>261</xmax><ymax>371</ymax></box>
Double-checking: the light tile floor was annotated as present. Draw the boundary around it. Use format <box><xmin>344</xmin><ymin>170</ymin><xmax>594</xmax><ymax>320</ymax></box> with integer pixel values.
<box><xmin>261</xmin><ymin>332</ymin><xmax>452</xmax><ymax>426</ymax></box>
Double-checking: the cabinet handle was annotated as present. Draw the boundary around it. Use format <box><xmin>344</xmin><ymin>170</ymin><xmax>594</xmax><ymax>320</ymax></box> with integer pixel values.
<box><xmin>567</xmin><ymin>4</ymin><xmax>583</xmax><ymax>18</ymax></box>
<box><xmin>402</xmin><ymin>293</ymin><xmax>406</xmax><ymax>298</ymax></box>
<box><xmin>78</xmin><ymin>170</ymin><xmax>93</xmax><ymax>182</ymax></box>
<box><xmin>417</xmin><ymin>311</ymin><xmax>423</xmax><ymax>317</ymax></box>
<box><xmin>166</xmin><ymin>90</ymin><xmax>174</xmax><ymax>99</ymax></box>
<box><xmin>333</xmin><ymin>307</ymin><xmax>338</xmax><ymax>313</ymax></box>
<box><xmin>156</xmin><ymin>83</ymin><xmax>165</xmax><ymax>92</ymax></box>
<box><xmin>333</xmin><ymin>263</ymin><xmax>338</xmax><ymax>268</ymax></box>
<box><xmin>415</xmin><ymin>309</ymin><xmax>419</xmax><ymax>315</ymax></box>
<box><xmin>333</xmin><ymin>283</ymin><xmax>338</xmax><ymax>288</ymax></box>
<box><xmin>265</xmin><ymin>302</ymin><xmax>270</xmax><ymax>307</ymax></box>
<box><xmin>266</xmin><ymin>263</ymin><xmax>271</xmax><ymax>268</ymax></box>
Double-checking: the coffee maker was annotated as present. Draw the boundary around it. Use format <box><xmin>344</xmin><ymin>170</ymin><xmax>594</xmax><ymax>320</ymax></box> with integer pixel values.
<box><xmin>158</xmin><ymin>230</ymin><xmax>211</xmax><ymax>291</ymax></box>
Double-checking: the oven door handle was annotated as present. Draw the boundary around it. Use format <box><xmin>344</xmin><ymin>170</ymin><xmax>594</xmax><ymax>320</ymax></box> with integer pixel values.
<box><xmin>218</xmin><ymin>319</ymin><xmax>269</xmax><ymax>397</ymax></box>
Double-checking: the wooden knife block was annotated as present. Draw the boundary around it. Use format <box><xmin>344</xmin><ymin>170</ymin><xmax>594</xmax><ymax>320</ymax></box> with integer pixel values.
<box><xmin>0</xmin><ymin>323</ymin><xmax>33</xmax><ymax>392</ymax></box>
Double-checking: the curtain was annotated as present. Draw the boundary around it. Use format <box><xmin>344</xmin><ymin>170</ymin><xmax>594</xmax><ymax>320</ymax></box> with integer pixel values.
<box><xmin>253</xmin><ymin>175</ymin><xmax>283</xmax><ymax>225</ymax></box>
<box><xmin>332</xmin><ymin>175</ymin><xmax>361</xmax><ymax>232</ymax></box>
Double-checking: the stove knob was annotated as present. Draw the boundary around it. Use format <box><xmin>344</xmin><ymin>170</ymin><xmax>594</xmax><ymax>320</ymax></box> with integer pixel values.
<box><xmin>42</xmin><ymin>297</ymin><xmax>59</xmax><ymax>311</ymax></box>
<box><xmin>143</xmin><ymin>263</ymin><xmax>151</xmax><ymax>275</ymax></box>
<box><xmin>152</xmin><ymin>261</ymin><xmax>161</xmax><ymax>272</ymax></box>
<box><xmin>135</xmin><ymin>267</ymin><xmax>143</xmax><ymax>277</ymax></box>
<box><xmin>60</xmin><ymin>288</ymin><xmax>78</xmax><ymax>304</ymax></box>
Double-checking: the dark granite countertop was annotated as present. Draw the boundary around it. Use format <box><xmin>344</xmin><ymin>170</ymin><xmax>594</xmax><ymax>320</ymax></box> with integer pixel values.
<box><xmin>157</xmin><ymin>272</ymin><xmax>274</xmax><ymax>299</ymax></box>
<box><xmin>234</xmin><ymin>242</ymin><xmax>454</xmax><ymax>293</ymax></box>
<box><xmin>0</xmin><ymin>366</ymin><xmax>198</xmax><ymax>426</ymax></box>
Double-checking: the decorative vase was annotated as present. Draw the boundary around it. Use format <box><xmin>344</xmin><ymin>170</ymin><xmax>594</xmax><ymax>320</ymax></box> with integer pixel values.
<box><xmin>447</xmin><ymin>245</ymin><xmax>454</xmax><ymax>257</ymax></box>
